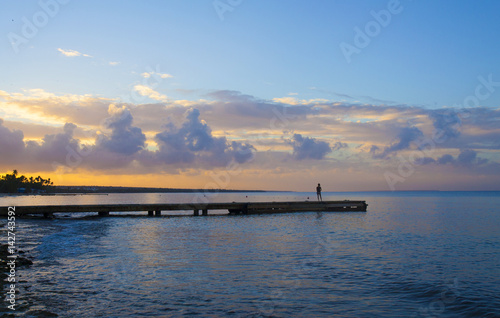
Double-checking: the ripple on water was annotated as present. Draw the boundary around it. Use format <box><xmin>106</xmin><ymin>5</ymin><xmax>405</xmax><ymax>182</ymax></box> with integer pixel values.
<box><xmin>1</xmin><ymin>192</ymin><xmax>499</xmax><ymax>317</ymax></box>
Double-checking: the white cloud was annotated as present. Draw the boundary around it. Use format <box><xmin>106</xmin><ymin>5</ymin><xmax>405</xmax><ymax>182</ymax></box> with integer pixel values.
<box><xmin>273</xmin><ymin>97</ymin><xmax>299</xmax><ymax>105</ymax></box>
<box><xmin>109</xmin><ymin>61</ymin><xmax>120</xmax><ymax>66</ymax></box>
<box><xmin>57</xmin><ymin>48</ymin><xmax>92</xmax><ymax>58</ymax></box>
<box><xmin>141</xmin><ymin>71</ymin><xmax>173</xmax><ymax>79</ymax></box>
<box><xmin>272</xmin><ymin>96</ymin><xmax>329</xmax><ymax>105</ymax></box>
<box><xmin>133</xmin><ymin>85</ymin><xmax>168</xmax><ymax>102</ymax></box>
<box><xmin>0</xmin><ymin>88</ymin><xmax>109</xmax><ymax>126</ymax></box>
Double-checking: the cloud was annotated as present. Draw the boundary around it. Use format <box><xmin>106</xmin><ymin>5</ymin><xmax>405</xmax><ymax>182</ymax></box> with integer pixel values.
<box><xmin>272</xmin><ymin>97</ymin><xmax>300</xmax><ymax>105</ymax></box>
<box><xmin>133</xmin><ymin>85</ymin><xmax>168</xmax><ymax>102</ymax></box>
<box><xmin>360</xmin><ymin>95</ymin><xmax>399</xmax><ymax>105</ymax></box>
<box><xmin>28</xmin><ymin>123</ymin><xmax>80</xmax><ymax>164</ymax></box>
<box><xmin>287</xmin><ymin>133</ymin><xmax>331</xmax><ymax>160</ymax></box>
<box><xmin>141</xmin><ymin>71</ymin><xmax>173</xmax><ymax>79</ymax></box>
<box><xmin>457</xmin><ymin>149</ymin><xmax>488</xmax><ymax>166</ymax></box>
<box><xmin>109</xmin><ymin>61</ymin><xmax>120</xmax><ymax>66</ymax></box>
<box><xmin>369</xmin><ymin>145</ymin><xmax>380</xmax><ymax>156</ymax></box>
<box><xmin>373</xmin><ymin>126</ymin><xmax>424</xmax><ymax>158</ymax></box>
<box><xmin>415</xmin><ymin>157</ymin><xmax>436</xmax><ymax>165</ymax></box>
<box><xmin>202</xmin><ymin>90</ymin><xmax>314</xmax><ymax>130</ymax></box>
<box><xmin>1</xmin><ymin>88</ymin><xmax>500</xmax><ymax>190</ymax></box>
<box><xmin>389</xmin><ymin>127</ymin><xmax>424</xmax><ymax>152</ymax></box>
<box><xmin>309</xmin><ymin>87</ymin><xmax>355</xmax><ymax>100</ymax></box>
<box><xmin>437</xmin><ymin>154</ymin><xmax>455</xmax><ymax>165</ymax></box>
<box><xmin>97</xmin><ymin>104</ymin><xmax>146</xmax><ymax>155</ymax></box>
<box><xmin>0</xmin><ymin>119</ymin><xmax>25</xmax><ymax>163</ymax></box>
<box><xmin>457</xmin><ymin>149</ymin><xmax>476</xmax><ymax>165</ymax></box>
<box><xmin>229</xmin><ymin>141</ymin><xmax>255</xmax><ymax>164</ymax></box>
<box><xmin>0</xmin><ymin>121</ymin><xmax>87</xmax><ymax>171</ymax></box>
<box><xmin>51</xmin><ymin>105</ymin><xmax>147</xmax><ymax>171</ymax></box>
<box><xmin>0</xmin><ymin>88</ymin><xmax>112</xmax><ymax>126</ymax></box>
<box><xmin>57</xmin><ymin>48</ymin><xmax>92</xmax><ymax>58</ymax></box>
<box><xmin>0</xmin><ymin>117</ymin><xmax>142</xmax><ymax>171</ymax></box>
<box><xmin>331</xmin><ymin>141</ymin><xmax>348</xmax><ymax>151</ymax></box>
<box><xmin>206</xmin><ymin>90</ymin><xmax>256</xmax><ymax>103</ymax></box>
<box><xmin>0</xmin><ymin>120</ymin><xmax>61</xmax><ymax>140</ymax></box>
<box><xmin>272</xmin><ymin>96</ymin><xmax>329</xmax><ymax>105</ymax></box>
<box><xmin>429</xmin><ymin>109</ymin><xmax>462</xmax><ymax>140</ymax></box>
<box><xmin>417</xmin><ymin>149</ymin><xmax>488</xmax><ymax>167</ymax></box>
<box><xmin>149</xmin><ymin>108</ymin><xmax>255</xmax><ymax>167</ymax></box>
<box><xmin>309</xmin><ymin>87</ymin><xmax>398</xmax><ymax>104</ymax></box>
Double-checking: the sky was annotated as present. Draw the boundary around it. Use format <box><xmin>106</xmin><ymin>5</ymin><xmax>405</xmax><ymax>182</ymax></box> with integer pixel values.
<box><xmin>1</xmin><ymin>0</ymin><xmax>500</xmax><ymax>191</ymax></box>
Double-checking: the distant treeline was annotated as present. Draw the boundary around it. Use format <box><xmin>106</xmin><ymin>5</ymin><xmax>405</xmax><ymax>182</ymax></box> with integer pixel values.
<box><xmin>0</xmin><ymin>170</ymin><xmax>266</xmax><ymax>194</ymax></box>
<box><xmin>0</xmin><ymin>170</ymin><xmax>54</xmax><ymax>194</ymax></box>
<box><xmin>54</xmin><ymin>186</ymin><xmax>266</xmax><ymax>194</ymax></box>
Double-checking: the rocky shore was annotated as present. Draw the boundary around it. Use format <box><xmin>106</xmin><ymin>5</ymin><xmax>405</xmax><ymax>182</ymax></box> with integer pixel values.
<box><xmin>0</xmin><ymin>227</ymin><xmax>34</xmax><ymax>290</ymax></box>
<box><xmin>1</xmin><ymin>227</ymin><xmax>60</xmax><ymax>317</ymax></box>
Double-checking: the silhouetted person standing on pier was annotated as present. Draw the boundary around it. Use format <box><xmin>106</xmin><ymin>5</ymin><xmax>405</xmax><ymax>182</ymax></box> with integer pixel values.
<box><xmin>316</xmin><ymin>183</ymin><xmax>322</xmax><ymax>201</ymax></box>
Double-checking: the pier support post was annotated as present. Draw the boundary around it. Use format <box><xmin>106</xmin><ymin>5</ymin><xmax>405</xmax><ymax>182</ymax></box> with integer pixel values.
<box><xmin>193</xmin><ymin>209</ymin><xmax>199</xmax><ymax>216</ymax></box>
<box><xmin>155</xmin><ymin>210</ymin><xmax>161</xmax><ymax>217</ymax></box>
<box><xmin>202</xmin><ymin>209</ymin><xmax>208</xmax><ymax>216</ymax></box>
<box><xmin>148</xmin><ymin>210</ymin><xmax>154</xmax><ymax>216</ymax></box>
<box><xmin>98</xmin><ymin>211</ymin><xmax>110</xmax><ymax>217</ymax></box>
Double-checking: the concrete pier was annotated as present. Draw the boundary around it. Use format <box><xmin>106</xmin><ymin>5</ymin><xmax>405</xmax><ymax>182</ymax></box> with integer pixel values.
<box><xmin>1</xmin><ymin>200</ymin><xmax>368</xmax><ymax>218</ymax></box>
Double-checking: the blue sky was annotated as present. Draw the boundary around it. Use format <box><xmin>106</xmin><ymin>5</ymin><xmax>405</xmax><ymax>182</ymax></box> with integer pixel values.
<box><xmin>1</xmin><ymin>0</ymin><xmax>500</xmax><ymax>191</ymax></box>
<box><xmin>3</xmin><ymin>0</ymin><xmax>500</xmax><ymax>105</ymax></box>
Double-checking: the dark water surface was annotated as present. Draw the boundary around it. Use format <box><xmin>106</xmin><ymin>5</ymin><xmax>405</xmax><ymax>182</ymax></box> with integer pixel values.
<box><xmin>1</xmin><ymin>191</ymin><xmax>499</xmax><ymax>317</ymax></box>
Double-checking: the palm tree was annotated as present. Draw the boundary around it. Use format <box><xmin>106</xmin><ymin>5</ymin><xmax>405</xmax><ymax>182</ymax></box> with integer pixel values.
<box><xmin>0</xmin><ymin>171</ymin><xmax>55</xmax><ymax>193</ymax></box>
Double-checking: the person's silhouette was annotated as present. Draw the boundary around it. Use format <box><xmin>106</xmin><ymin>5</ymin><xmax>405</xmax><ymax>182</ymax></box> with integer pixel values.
<box><xmin>316</xmin><ymin>183</ymin><xmax>322</xmax><ymax>201</ymax></box>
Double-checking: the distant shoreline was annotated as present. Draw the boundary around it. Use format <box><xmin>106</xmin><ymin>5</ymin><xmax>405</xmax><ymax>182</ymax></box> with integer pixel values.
<box><xmin>50</xmin><ymin>186</ymin><xmax>268</xmax><ymax>194</ymax></box>
<box><xmin>2</xmin><ymin>188</ymin><xmax>498</xmax><ymax>196</ymax></box>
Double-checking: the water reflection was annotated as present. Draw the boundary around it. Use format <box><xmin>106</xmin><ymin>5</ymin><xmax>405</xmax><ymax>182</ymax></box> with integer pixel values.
<box><xmin>1</xmin><ymin>192</ymin><xmax>498</xmax><ymax>317</ymax></box>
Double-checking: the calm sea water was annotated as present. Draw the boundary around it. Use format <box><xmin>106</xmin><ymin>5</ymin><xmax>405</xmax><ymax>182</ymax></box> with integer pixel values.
<box><xmin>1</xmin><ymin>191</ymin><xmax>499</xmax><ymax>317</ymax></box>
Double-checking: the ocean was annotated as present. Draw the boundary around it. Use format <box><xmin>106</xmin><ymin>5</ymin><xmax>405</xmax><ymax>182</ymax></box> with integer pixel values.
<box><xmin>1</xmin><ymin>191</ymin><xmax>499</xmax><ymax>317</ymax></box>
